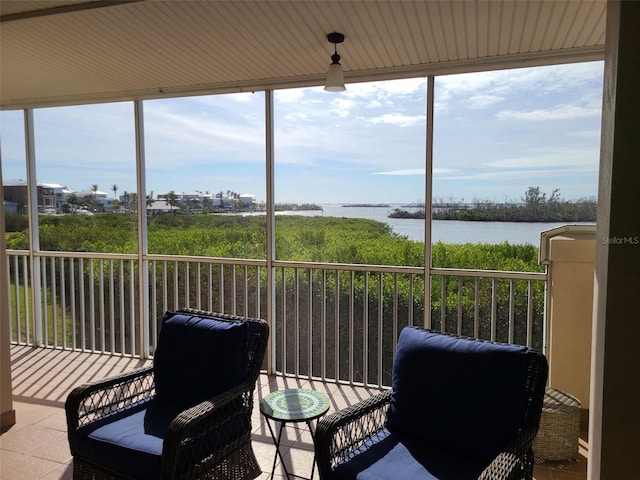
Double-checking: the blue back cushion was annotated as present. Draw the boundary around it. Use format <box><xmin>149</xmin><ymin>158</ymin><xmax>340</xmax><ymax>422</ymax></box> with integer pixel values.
<box><xmin>386</xmin><ymin>327</ymin><xmax>532</xmax><ymax>464</ymax></box>
<box><xmin>153</xmin><ymin>311</ymin><xmax>249</xmax><ymax>409</ymax></box>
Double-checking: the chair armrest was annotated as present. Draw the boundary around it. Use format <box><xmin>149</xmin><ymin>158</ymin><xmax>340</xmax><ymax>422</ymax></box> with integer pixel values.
<box><xmin>65</xmin><ymin>365</ymin><xmax>155</xmax><ymax>433</ymax></box>
<box><xmin>315</xmin><ymin>390</ymin><xmax>391</xmax><ymax>480</ymax></box>
<box><xmin>160</xmin><ymin>378</ymin><xmax>258</xmax><ymax>479</ymax></box>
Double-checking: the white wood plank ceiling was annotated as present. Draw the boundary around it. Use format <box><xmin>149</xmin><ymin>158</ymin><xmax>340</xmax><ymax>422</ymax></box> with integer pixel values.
<box><xmin>0</xmin><ymin>0</ymin><xmax>606</xmax><ymax>109</ymax></box>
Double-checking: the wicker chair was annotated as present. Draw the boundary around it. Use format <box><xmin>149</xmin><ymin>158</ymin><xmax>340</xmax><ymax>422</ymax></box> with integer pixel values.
<box><xmin>65</xmin><ymin>308</ymin><xmax>268</xmax><ymax>480</ymax></box>
<box><xmin>315</xmin><ymin>327</ymin><xmax>548</xmax><ymax>480</ymax></box>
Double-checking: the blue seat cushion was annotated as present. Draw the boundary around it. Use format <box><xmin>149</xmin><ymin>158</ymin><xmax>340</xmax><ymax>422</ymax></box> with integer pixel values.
<box><xmin>153</xmin><ymin>311</ymin><xmax>249</xmax><ymax>409</ymax></box>
<box><xmin>386</xmin><ymin>327</ymin><xmax>532</xmax><ymax>464</ymax></box>
<box><xmin>331</xmin><ymin>429</ymin><xmax>487</xmax><ymax>480</ymax></box>
<box><xmin>74</xmin><ymin>399</ymin><xmax>179</xmax><ymax>480</ymax></box>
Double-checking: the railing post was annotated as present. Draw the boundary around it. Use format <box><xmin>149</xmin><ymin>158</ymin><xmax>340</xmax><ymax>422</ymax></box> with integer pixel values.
<box><xmin>134</xmin><ymin>100</ymin><xmax>150</xmax><ymax>358</ymax></box>
<box><xmin>424</xmin><ymin>76</ymin><xmax>435</xmax><ymax>329</ymax></box>
<box><xmin>265</xmin><ymin>90</ymin><xmax>276</xmax><ymax>374</ymax></box>
<box><xmin>24</xmin><ymin>109</ymin><xmax>43</xmax><ymax>347</ymax></box>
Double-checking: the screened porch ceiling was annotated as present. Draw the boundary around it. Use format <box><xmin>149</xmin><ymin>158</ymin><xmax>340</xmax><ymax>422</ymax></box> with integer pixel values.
<box><xmin>1</xmin><ymin>0</ymin><xmax>606</xmax><ymax>110</ymax></box>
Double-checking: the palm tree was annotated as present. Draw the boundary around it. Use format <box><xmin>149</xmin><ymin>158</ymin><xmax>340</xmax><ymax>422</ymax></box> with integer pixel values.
<box><xmin>90</xmin><ymin>184</ymin><xmax>100</xmax><ymax>212</ymax></box>
<box><xmin>67</xmin><ymin>193</ymin><xmax>79</xmax><ymax>213</ymax></box>
<box><xmin>112</xmin><ymin>184</ymin><xmax>118</xmax><ymax>200</ymax></box>
<box><xmin>165</xmin><ymin>191</ymin><xmax>179</xmax><ymax>214</ymax></box>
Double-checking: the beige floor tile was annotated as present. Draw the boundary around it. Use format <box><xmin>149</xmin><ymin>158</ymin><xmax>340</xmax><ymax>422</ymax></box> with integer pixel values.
<box><xmin>264</xmin><ymin>376</ymin><xmax>308</xmax><ymax>392</ymax></box>
<box><xmin>40</xmin><ymin>463</ymin><xmax>74</xmax><ymax>480</ymax></box>
<box><xmin>334</xmin><ymin>383</ymin><xmax>387</xmax><ymax>402</ymax></box>
<box><xmin>280</xmin><ymin>444</ymin><xmax>317</xmax><ymax>478</ymax></box>
<box><xmin>28</xmin><ymin>431</ymin><xmax>72</xmax><ymax>464</ymax></box>
<box><xmin>10</xmin><ymin>402</ymin><xmax>60</xmax><ymax>426</ymax></box>
<box><xmin>252</xmin><ymin>438</ymin><xmax>280</xmax><ymax>473</ymax></box>
<box><xmin>548</xmin><ymin>470</ymin><xmax>586</xmax><ymax>479</ymax></box>
<box><xmin>294</xmin><ymin>427</ymin><xmax>316</xmax><ymax>450</ymax></box>
<box><xmin>35</xmin><ymin>411</ymin><xmax>68</xmax><ymax>432</ymax></box>
<box><xmin>258</xmin><ymin>420</ymin><xmax>306</xmax><ymax>448</ymax></box>
<box><xmin>533</xmin><ymin>465</ymin><xmax>554</xmax><ymax>480</ymax></box>
<box><xmin>542</xmin><ymin>458</ymin><xmax>588</xmax><ymax>476</ymax></box>
<box><xmin>0</xmin><ymin>424</ymin><xmax>61</xmax><ymax>454</ymax></box>
<box><xmin>0</xmin><ymin>449</ymin><xmax>61</xmax><ymax>480</ymax></box>
<box><xmin>255</xmin><ymin>472</ymin><xmax>287</xmax><ymax>480</ymax></box>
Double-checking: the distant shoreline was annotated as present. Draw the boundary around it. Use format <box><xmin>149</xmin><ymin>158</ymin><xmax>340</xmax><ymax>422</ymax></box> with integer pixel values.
<box><xmin>342</xmin><ymin>203</ymin><xmax>390</xmax><ymax>208</ymax></box>
<box><xmin>388</xmin><ymin>207</ymin><xmax>596</xmax><ymax>222</ymax></box>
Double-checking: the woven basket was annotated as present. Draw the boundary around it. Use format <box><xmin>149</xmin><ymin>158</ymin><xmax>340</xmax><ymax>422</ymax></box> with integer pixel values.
<box><xmin>533</xmin><ymin>387</ymin><xmax>581</xmax><ymax>461</ymax></box>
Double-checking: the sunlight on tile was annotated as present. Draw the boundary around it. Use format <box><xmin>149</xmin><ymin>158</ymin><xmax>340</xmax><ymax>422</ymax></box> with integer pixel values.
<box><xmin>3</xmin><ymin>345</ymin><xmax>587</xmax><ymax>480</ymax></box>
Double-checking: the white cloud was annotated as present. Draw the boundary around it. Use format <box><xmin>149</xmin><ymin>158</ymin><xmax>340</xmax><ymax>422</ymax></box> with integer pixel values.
<box><xmin>436</xmin><ymin>61</ymin><xmax>604</xmax><ymax>113</ymax></box>
<box><xmin>375</xmin><ymin>168</ymin><xmax>455</xmax><ymax>176</ymax></box>
<box><xmin>330</xmin><ymin>98</ymin><xmax>355</xmax><ymax>118</ymax></box>
<box><xmin>467</xmin><ymin>94</ymin><xmax>504</xmax><ymax>109</ymax></box>
<box><xmin>496</xmin><ymin>104</ymin><xmax>601</xmax><ymax>121</ymax></box>
<box><xmin>147</xmin><ymin>110</ymin><xmax>256</xmax><ymax>145</ymax></box>
<box><xmin>368</xmin><ymin>113</ymin><xmax>426</xmax><ymax>127</ymax></box>
<box><xmin>284</xmin><ymin>112</ymin><xmax>310</xmax><ymax>122</ymax></box>
<box><xmin>483</xmin><ymin>147</ymin><xmax>599</xmax><ymax>169</ymax></box>
<box><xmin>275</xmin><ymin>89</ymin><xmax>305</xmax><ymax>103</ymax></box>
<box><xmin>232</xmin><ymin>92</ymin><xmax>256</xmax><ymax>102</ymax></box>
<box><xmin>345</xmin><ymin>78</ymin><xmax>426</xmax><ymax>99</ymax></box>
<box><xmin>437</xmin><ymin>166</ymin><xmax>597</xmax><ymax>182</ymax></box>
<box><xmin>438</xmin><ymin>62</ymin><xmax>602</xmax><ymax>97</ymax></box>
<box><xmin>375</xmin><ymin>168</ymin><xmax>424</xmax><ymax>176</ymax></box>
<box><xmin>568</xmin><ymin>129</ymin><xmax>601</xmax><ymax>138</ymax></box>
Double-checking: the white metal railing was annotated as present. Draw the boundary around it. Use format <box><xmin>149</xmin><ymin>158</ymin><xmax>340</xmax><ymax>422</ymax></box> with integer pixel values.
<box><xmin>6</xmin><ymin>250</ymin><xmax>547</xmax><ymax>387</ymax></box>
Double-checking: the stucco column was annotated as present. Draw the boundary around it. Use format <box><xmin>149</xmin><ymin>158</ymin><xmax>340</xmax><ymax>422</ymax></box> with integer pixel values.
<box><xmin>1</xmin><ymin>168</ymin><xmax>16</xmax><ymax>429</ymax></box>
<box><xmin>544</xmin><ymin>230</ymin><xmax>595</xmax><ymax>410</ymax></box>
<box><xmin>590</xmin><ymin>1</ymin><xmax>640</xmax><ymax>478</ymax></box>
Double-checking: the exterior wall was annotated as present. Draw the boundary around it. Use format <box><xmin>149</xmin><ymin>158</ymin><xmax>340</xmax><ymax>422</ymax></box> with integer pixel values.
<box><xmin>590</xmin><ymin>1</ymin><xmax>640</xmax><ymax>478</ymax></box>
<box><xmin>546</xmin><ymin>233</ymin><xmax>596</xmax><ymax>409</ymax></box>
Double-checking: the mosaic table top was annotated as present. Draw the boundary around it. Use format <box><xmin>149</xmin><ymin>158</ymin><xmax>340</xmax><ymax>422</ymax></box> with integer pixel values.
<box><xmin>260</xmin><ymin>388</ymin><xmax>330</xmax><ymax>422</ymax></box>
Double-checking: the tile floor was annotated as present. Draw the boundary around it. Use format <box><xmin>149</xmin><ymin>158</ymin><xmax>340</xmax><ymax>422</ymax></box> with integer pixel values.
<box><xmin>1</xmin><ymin>345</ymin><xmax>587</xmax><ymax>479</ymax></box>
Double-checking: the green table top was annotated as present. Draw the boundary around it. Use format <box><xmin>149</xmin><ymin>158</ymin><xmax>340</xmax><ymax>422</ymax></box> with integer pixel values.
<box><xmin>260</xmin><ymin>388</ymin><xmax>330</xmax><ymax>422</ymax></box>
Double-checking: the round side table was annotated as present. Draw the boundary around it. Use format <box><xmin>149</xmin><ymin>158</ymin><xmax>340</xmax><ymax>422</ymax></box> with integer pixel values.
<box><xmin>260</xmin><ymin>388</ymin><xmax>330</xmax><ymax>480</ymax></box>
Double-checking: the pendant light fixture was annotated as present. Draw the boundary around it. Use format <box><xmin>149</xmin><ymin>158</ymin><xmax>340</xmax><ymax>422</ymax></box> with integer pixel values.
<box><xmin>324</xmin><ymin>32</ymin><xmax>346</xmax><ymax>92</ymax></box>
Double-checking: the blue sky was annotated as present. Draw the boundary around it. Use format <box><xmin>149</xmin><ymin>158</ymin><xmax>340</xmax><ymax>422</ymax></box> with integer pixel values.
<box><xmin>1</xmin><ymin>61</ymin><xmax>603</xmax><ymax>205</ymax></box>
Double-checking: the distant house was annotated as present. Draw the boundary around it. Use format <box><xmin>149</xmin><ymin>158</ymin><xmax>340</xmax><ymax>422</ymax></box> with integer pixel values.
<box><xmin>74</xmin><ymin>189</ymin><xmax>114</xmax><ymax>211</ymax></box>
<box><xmin>147</xmin><ymin>200</ymin><xmax>175</xmax><ymax>215</ymax></box>
<box><xmin>2</xmin><ymin>179</ymin><xmax>70</xmax><ymax>214</ymax></box>
<box><xmin>239</xmin><ymin>194</ymin><xmax>256</xmax><ymax>209</ymax></box>
<box><xmin>3</xmin><ymin>200</ymin><xmax>19</xmax><ymax>215</ymax></box>
<box><xmin>41</xmin><ymin>183</ymin><xmax>73</xmax><ymax>213</ymax></box>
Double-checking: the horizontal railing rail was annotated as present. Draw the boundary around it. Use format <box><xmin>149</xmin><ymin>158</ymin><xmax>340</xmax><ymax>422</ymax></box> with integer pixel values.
<box><xmin>6</xmin><ymin>249</ymin><xmax>547</xmax><ymax>387</ymax></box>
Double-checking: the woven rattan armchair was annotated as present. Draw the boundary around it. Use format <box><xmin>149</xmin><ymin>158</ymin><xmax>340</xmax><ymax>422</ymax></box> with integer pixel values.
<box><xmin>66</xmin><ymin>308</ymin><xmax>268</xmax><ymax>480</ymax></box>
<box><xmin>315</xmin><ymin>327</ymin><xmax>548</xmax><ymax>480</ymax></box>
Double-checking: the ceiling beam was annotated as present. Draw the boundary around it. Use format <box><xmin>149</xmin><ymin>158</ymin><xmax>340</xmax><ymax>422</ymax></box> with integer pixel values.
<box><xmin>0</xmin><ymin>0</ymin><xmax>145</xmax><ymax>23</ymax></box>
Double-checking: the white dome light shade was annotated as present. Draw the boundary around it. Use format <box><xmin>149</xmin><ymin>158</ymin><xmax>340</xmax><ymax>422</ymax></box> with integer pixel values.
<box><xmin>325</xmin><ymin>61</ymin><xmax>345</xmax><ymax>92</ymax></box>
<box><xmin>324</xmin><ymin>32</ymin><xmax>346</xmax><ymax>92</ymax></box>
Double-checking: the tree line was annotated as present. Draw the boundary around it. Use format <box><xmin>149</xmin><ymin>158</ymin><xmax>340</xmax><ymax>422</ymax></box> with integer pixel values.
<box><xmin>390</xmin><ymin>187</ymin><xmax>597</xmax><ymax>222</ymax></box>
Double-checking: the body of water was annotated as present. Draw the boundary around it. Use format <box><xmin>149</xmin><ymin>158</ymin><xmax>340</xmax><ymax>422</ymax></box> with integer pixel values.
<box><xmin>278</xmin><ymin>204</ymin><xmax>595</xmax><ymax>246</ymax></box>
